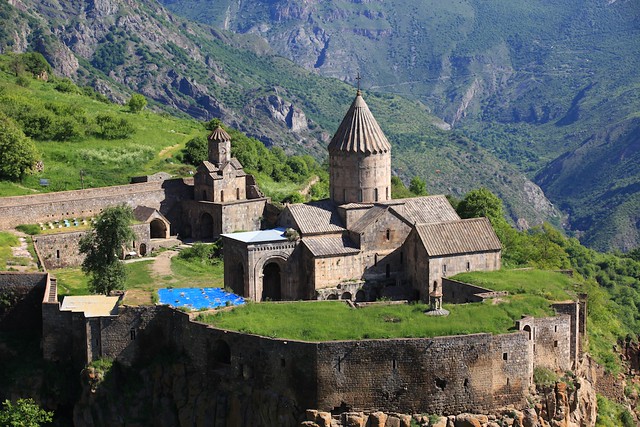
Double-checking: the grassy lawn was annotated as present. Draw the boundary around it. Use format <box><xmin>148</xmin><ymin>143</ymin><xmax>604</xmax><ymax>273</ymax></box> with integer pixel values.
<box><xmin>52</xmin><ymin>255</ymin><xmax>224</xmax><ymax>305</ymax></box>
<box><xmin>0</xmin><ymin>232</ymin><xmax>19</xmax><ymax>270</ymax></box>
<box><xmin>453</xmin><ymin>269</ymin><xmax>576</xmax><ymax>302</ymax></box>
<box><xmin>196</xmin><ymin>294</ymin><xmax>555</xmax><ymax>341</ymax></box>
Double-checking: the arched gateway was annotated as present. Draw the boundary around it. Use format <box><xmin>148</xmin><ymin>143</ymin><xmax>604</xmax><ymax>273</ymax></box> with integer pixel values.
<box><xmin>262</xmin><ymin>262</ymin><xmax>282</xmax><ymax>301</ymax></box>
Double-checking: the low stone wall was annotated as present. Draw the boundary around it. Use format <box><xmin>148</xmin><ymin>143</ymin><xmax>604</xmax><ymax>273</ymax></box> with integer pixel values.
<box><xmin>442</xmin><ymin>278</ymin><xmax>496</xmax><ymax>303</ymax></box>
<box><xmin>0</xmin><ymin>272</ymin><xmax>48</xmax><ymax>331</ymax></box>
<box><xmin>34</xmin><ymin>223</ymin><xmax>150</xmax><ymax>269</ymax></box>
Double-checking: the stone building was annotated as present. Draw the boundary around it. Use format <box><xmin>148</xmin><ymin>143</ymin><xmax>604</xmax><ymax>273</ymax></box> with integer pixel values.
<box><xmin>223</xmin><ymin>90</ymin><xmax>502</xmax><ymax>302</ymax></box>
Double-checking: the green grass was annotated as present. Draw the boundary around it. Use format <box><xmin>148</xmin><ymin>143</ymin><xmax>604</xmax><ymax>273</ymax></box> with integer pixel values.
<box><xmin>52</xmin><ymin>256</ymin><xmax>224</xmax><ymax>304</ymax></box>
<box><xmin>0</xmin><ymin>231</ymin><xmax>19</xmax><ymax>270</ymax></box>
<box><xmin>453</xmin><ymin>269</ymin><xmax>576</xmax><ymax>302</ymax></box>
<box><xmin>196</xmin><ymin>296</ymin><xmax>554</xmax><ymax>341</ymax></box>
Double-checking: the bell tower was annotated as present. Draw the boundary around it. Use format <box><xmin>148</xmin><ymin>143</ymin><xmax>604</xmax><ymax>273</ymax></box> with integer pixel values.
<box><xmin>208</xmin><ymin>126</ymin><xmax>231</xmax><ymax>166</ymax></box>
<box><xmin>328</xmin><ymin>90</ymin><xmax>392</xmax><ymax>204</ymax></box>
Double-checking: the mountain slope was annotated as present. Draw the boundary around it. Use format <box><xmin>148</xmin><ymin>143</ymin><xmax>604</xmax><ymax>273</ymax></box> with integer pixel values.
<box><xmin>158</xmin><ymin>0</ymin><xmax>640</xmax><ymax>251</ymax></box>
<box><xmin>0</xmin><ymin>0</ymin><xmax>560</xmax><ymax>227</ymax></box>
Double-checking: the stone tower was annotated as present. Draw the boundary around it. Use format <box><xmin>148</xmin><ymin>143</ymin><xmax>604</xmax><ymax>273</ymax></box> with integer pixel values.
<box><xmin>208</xmin><ymin>126</ymin><xmax>231</xmax><ymax>166</ymax></box>
<box><xmin>328</xmin><ymin>90</ymin><xmax>392</xmax><ymax>204</ymax></box>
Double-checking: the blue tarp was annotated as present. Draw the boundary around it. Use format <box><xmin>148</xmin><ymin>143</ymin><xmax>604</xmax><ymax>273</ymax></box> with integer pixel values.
<box><xmin>158</xmin><ymin>287</ymin><xmax>245</xmax><ymax>310</ymax></box>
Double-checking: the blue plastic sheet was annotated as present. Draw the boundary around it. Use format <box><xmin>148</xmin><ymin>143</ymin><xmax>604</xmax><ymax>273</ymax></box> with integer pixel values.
<box><xmin>158</xmin><ymin>287</ymin><xmax>245</xmax><ymax>310</ymax></box>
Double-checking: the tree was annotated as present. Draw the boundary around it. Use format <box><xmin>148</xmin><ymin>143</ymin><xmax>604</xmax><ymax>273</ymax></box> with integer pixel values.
<box><xmin>0</xmin><ymin>113</ymin><xmax>38</xmax><ymax>181</ymax></box>
<box><xmin>409</xmin><ymin>176</ymin><xmax>427</xmax><ymax>196</ymax></box>
<box><xmin>127</xmin><ymin>93</ymin><xmax>147</xmax><ymax>113</ymax></box>
<box><xmin>456</xmin><ymin>187</ymin><xmax>506</xmax><ymax>226</ymax></box>
<box><xmin>183</xmin><ymin>135</ymin><xmax>208</xmax><ymax>165</ymax></box>
<box><xmin>79</xmin><ymin>205</ymin><xmax>135</xmax><ymax>295</ymax></box>
<box><xmin>0</xmin><ymin>398</ymin><xmax>53</xmax><ymax>427</ymax></box>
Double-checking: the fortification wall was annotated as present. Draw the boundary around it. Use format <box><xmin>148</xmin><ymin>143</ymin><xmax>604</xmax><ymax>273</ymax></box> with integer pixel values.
<box><xmin>0</xmin><ymin>179</ymin><xmax>192</xmax><ymax>231</ymax></box>
<box><xmin>517</xmin><ymin>314</ymin><xmax>573</xmax><ymax>372</ymax></box>
<box><xmin>34</xmin><ymin>224</ymin><xmax>150</xmax><ymax>269</ymax></box>
<box><xmin>0</xmin><ymin>272</ymin><xmax>47</xmax><ymax>331</ymax></box>
<box><xmin>315</xmin><ymin>332</ymin><xmax>531</xmax><ymax>415</ymax></box>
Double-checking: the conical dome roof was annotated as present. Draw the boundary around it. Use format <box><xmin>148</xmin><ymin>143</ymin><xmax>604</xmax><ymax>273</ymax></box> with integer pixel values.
<box><xmin>208</xmin><ymin>126</ymin><xmax>231</xmax><ymax>142</ymax></box>
<box><xmin>328</xmin><ymin>91</ymin><xmax>391</xmax><ymax>154</ymax></box>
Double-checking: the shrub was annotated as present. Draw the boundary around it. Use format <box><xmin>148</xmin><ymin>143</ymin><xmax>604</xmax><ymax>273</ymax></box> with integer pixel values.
<box><xmin>16</xmin><ymin>224</ymin><xmax>40</xmax><ymax>235</ymax></box>
<box><xmin>94</xmin><ymin>114</ymin><xmax>135</xmax><ymax>139</ymax></box>
<box><xmin>183</xmin><ymin>135</ymin><xmax>208</xmax><ymax>165</ymax></box>
<box><xmin>533</xmin><ymin>366</ymin><xmax>558</xmax><ymax>388</ymax></box>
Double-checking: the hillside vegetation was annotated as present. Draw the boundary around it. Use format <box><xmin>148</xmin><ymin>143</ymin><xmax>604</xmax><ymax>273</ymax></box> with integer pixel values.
<box><xmin>159</xmin><ymin>0</ymin><xmax>640</xmax><ymax>252</ymax></box>
<box><xmin>0</xmin><ymin>0</ymin><xmax>562</xmax><ymax>228</ymax></box>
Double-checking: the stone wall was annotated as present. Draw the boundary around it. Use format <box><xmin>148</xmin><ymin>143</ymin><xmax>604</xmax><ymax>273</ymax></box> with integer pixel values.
<box><xmin>442</xmin><ymin>278</ymin><xmax>495</xmax><ymax>303</ymax></box>
<box><xmin>0</xmin><ymin>272</ymin><xmax>47</xmax><ymax>331</ymax></box>
<box><xmin>517</xmin><ymin>314</ymin><xmax>573</xmax><ymax>372</ymax></box>
<box><xmin>315</xmin><ymin>332</ymin><xmax>531</xmax><ymax>415</ymax></box>
<box><xmin>309</xmin><ymin>251</ymin><xmax>363</xmax><ymax>291</ymax></box>
<box><xmin>181</xmin><ymin>198</ymin><xmax>267</xmax><ymax>239</ymax></box>
<box><xmin>33</xmin><ymin>223</ymin><xmax>150</xmax><ymax>269</ymax></box>
<box><xmin>330</xmin><ymin>151</ymin><xmax>391</xmax><ymax>204</ymax></box>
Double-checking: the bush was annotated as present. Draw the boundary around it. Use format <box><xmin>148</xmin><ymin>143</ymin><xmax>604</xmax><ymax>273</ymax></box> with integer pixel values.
<box><xmin>177</xmin><ymin>241</ymin><xmax>222</xmax><ymax>265</ymax></box>
<box><xmin>54</xmin><ymin>78</ymin><xmax>77</xmax><ymax>93</ymax></box>
<box><xmin>533</xmin><ymin>366</ymin><xmax>558</xmax><ymax>388</ymax></box>
<box><xmin>15</xmin><ymin>75</ymin><xmax>30</xmax><ymax>87</ymax></box>
<box><xmin>16</xmin><ymin>224</ymin><xmax>40</xmax><ymax>235</ymax></box>
<box><xmin>127</xmin><ymin>93</ymin><xmax>147</xmax><ymax>113</ymax></box>
<box><xmin>94</xmin><ymin>114</ymin><xmax>135</xmax><ymax>139</ymax></box>
<box><xmin>183</xmin><ymin>136</ymin><xmax>208</xmax><ymax>165</ymax></box>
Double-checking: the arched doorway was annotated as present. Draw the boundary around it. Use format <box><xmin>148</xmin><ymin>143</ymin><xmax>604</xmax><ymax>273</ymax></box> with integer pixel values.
<box><xmin>523</xmin><ymin>325</ymin><xmax>532</xmax><ymax>340</ymax></box>
<box><xmin>262</xmin><ymin>262</ymin><xmax>282</xmax><ymax>301</ymax></box>
<box><xmin>201</xmin><ymin>213</ymin><xmax>214</xmax><ymax>239</ymax></box>
<box><xmin>327</xmin><ymin>294</ymin><xmax>338</xmax><ymax>300</ymax></box>
<box><xmin>139</xmin><ymin>243</ymin><xmax>147</xmax><ymax>256</ymax></box>
<box><xmin>355</xmin><ymin>290</ymin><xmax>365</xmax><ymax>302</ymax></box>
<box><xmin>341</xmin><ymin>292</ymin><xmax>352</xmax><ymax>301</ymax></box>
<box><xmin>150</xmin><ymin>219</ymin><xmax>167</xmax><ymax>239</ymax></box>
<box><xmin>209</xmin><ymin>339</ymin><xmax>231</xmax><ymax>366</ymax></box>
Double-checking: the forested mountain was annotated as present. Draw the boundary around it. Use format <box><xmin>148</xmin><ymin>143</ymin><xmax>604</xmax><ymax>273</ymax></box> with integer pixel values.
<box><xmin>0</xmin><ymin>0</ymin><xmax>560</xmax><ymax>228</ymax></box>
<box><xmin>157</xmin><ymin>0</ymin><xmax>640</xmax><ymax>251</ymax></box>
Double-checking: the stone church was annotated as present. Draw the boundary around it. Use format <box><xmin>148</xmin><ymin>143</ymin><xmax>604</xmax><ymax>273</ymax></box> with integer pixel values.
<box><xmin>222</xmin><ymin>90</ymin><xmax>502</xmax><ymax>302</ymax></box>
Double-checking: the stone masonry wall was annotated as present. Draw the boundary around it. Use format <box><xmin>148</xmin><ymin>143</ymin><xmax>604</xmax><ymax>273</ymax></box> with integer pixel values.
<box><xmin>427</xmin><ymin>251</ymin><xmax>501</xmax><ymax>298</ymax></box>
<box><xmin>34</xmin><ymin>224</ymin><xmax>150</xmax><ymax>269</ymax></box>
<box><xmin>315</xmin><ymin>332</ymin><xmax>532</xmax><ymax>415</ymax></box>
<box><xmin>442</xmin><ymin>278</ymin><xmax>495</xmax><ymax>303</ymax></box>
<box><xmin>517</xmin><ymin>314</ymin><xmax>573</xmax><ymax>372</ymax></box>
<box><xmin>0</xmin><ymin>179</ymin><xmax>192</xmax><ymax>232</ymax></box>
<box><xmin>0</xmin><ymin>272</ymin><xmax>47</xmax><ymax>331</ymax></box>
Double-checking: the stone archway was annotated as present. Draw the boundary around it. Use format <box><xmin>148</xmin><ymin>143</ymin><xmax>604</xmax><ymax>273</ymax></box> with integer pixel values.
<box><xmin>341</xmin><ymin>292</ymin><xmax>352</xmax><ymax>301</ymax></box>
<box><xmin>523</xmin><ymin>325</ymin><xmax>532</xmax><ymax>340</ymax></box>
<box><xmin>150</xmin><ymin>219</ymin><xmax>168</xmax><ymax>239</ymax></box>
<box><xmin>201</xmin><ymin>213</ymin><xmax>214</xmax><ymax>239</ymax></box>
<box><xmin>262</xmin><ymin>262</ymin><xmax>281</xmax><ymax>301</ymax></box>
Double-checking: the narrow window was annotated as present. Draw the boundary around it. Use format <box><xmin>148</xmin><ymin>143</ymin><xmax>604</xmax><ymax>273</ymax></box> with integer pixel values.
<box><xmin>386</xmin><ymin>187</ymin><xmax>389</xmax><ymax>199</ymax></box>
<box><xmin>337</xmin><ymin>357</ymin><xmax>342</xmax><ymax>373</ymax></box>
<box><xmin>132</xmin><ymin>241</ymin><xmax>136</xmax><ymax>248</ymax></box>
<box><xmin>503</xmin><ymin>352</ymin><xmax>508</xmax><ymax>361</ymax></box>
<box><xmin>386</xmin><ymin>229</ymin><xmax>390</xmax><ymax>240</ymax></box>
<box><xmin>554</xmin><ymin>325</ymin><xmax>558</xmax><ymax>332</ymax></box>
<box><xmin>374</xmin><ymin>254</ymin><xmax>378</xmax><ymax>266</ymax></box>
<box><xmin>236</xmin><ymin>188</ymin><xmax>240</xmax><ymax>199</ymax></box>
<box><xmin>466</xmin><ymin>261</ymin><xmax>470</xmax><ymax>271</ymax></box>
<box><xmin>443</xmin><ymin>264</ymin><xmax>447</xmax><ymax>276</ymax></box>
<box><xmin>221</xmin><ymin>190</ymin><xmax>224</xmax><ymax>202</ymax></box>
<box><xmin>374</xmin><ymin>188</ymin><xmax>379</xmax><ymax>202</ymax></box>
<box><xmin>358</xmin><ymin>189</ymin><xmax>363</xmax><ymax>202</ymax></box>
<box><xmin>554</xmin><ymin>340</ymin><xmax>558</xmax><ymax>348</ymax></box>
<box><xmin>433</xmin><ymin>281</ymin><xmax>437</xmax><ymax>292</ymax></box>
<box><xmin>392</xmin><ymin>358</ymin><xmax>397</xmax><ymax>370</ymax></box>
<box><xmin>343</xmin><ymin>189</ymin><xmax>346</xmax><ymax>202</ymax></box>
<box><xmin>56</xmin><ymin>250</ymin><xmax>60</xmax><ymax>259</ymax></box>
<box><xmin>130</xmin><ymin>328</ymin><xmax>136</xmax><ymax>340</ymax></box>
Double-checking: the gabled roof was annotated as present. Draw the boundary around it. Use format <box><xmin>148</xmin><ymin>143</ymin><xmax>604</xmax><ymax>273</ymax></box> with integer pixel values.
<box><xmin>303</xmin><ymin>235</ymin><xmax>360</xmax><ymax>257</ymax></box>
<box><xmin>285</xmin><ymin>202</ymin><xmax>345</xmax><ymax>235</ymax></box>
<box><xmin>133</xmin><ymin>206</ymin><xmax>170</xmax><ymax>224</ymax></box>
<box><xmin>385</xmin><ymin>195</ymin><xmax>460</xmax><ymax>225</ymax></box>
<box><xmin>327</xmin><ymin>91</ymin><xmax>391</xmax><ymax>154</ymax></box>
<box><xmin>349</xmin><ymin>205</ymin><xmax>389</xmax><ymax>234</ymax></box>
<box><xmin>208</xmin><ymin>126</ymin><xmax>231</xmax><ymax>142</ymax></box>
<box><xmin>414</xmin><ymin>217</ymin><xmax>502</xmax><ymax>257</ymax></box>
<box><xmin>199</xmin><ymin>161</ymin><xmax>218</xmax><ymax>173</ymax></box>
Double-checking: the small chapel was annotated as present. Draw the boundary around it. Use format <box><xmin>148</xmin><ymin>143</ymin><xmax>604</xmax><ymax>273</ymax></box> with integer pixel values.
<box><xmin>221</xmin><ymin>89</ymin><xmax>502</xmax><ymax>302</ymax></box>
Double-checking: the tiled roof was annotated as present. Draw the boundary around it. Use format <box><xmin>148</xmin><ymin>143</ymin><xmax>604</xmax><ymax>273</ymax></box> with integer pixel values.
<box><xmin>415</xmin><ymin>217</ymin><xmax>502</xmax><ymax>257</ymax></box>
<box><xmin>328</xmin><ymin>91</ymin><xmax>392</xmax><ymax>154</ymax></box>
<box><xmin>287</xmin><ymin>202</ymin><xmax>345</xmax><ymax>235</ymax></box>
<box><xmin>208</xmin><ymin>126</ymin><xmax>231</xmax><ymax>142</ymax></box>
<box><xmin>303</xmin><ymin>235</ymin><xmax>360</xmax><ymax>257</ymax></box>
<box><xmin>133</xmin><ymin>205</ymin><xmax>156</xmax><ymax>222</ymax></box>
<box><xmin>200</xmin><ymin>161</ymin><xmax>218</xmax><ymax>173</ymax></box>
<box><xmin>386</xmin><ymin>195</ymin><xmax>460</xmax><ymax>225</ymax></box>
<box><xmin>349</xmin><ymin>205</ymin><xmax>389</xmax><ymax>234</ymax></box>
<box><xmin>339</xmin><ymin>203</ymin><xmax>374</xmax><ymax>210</ymax></box>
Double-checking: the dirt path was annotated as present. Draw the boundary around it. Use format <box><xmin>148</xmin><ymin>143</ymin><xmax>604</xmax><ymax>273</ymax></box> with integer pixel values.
<box><xmin>8</xmin><ymin>230</ymin><xmax>38</xmax><ymax>272</ymax></box>
<box><xmin>150</xmin><ymin>250</ymin><xmax>178</xmax><ymax>277</ymax></box>
<box><xmin>299</xmin><ymin>175</ymin><xmax>320</xmax><ymax>197</ymax></box>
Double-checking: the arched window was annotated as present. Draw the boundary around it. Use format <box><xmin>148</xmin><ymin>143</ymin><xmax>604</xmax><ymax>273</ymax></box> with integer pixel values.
<box><xmin>220</xmin><ymin>190</ymin><xmax>225</xmax><ymax>202</ymax></box>
<box><xmin>374</xmin><ymin>188</ymin><xmax>379</xmax><ymax>202</ymax></box>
